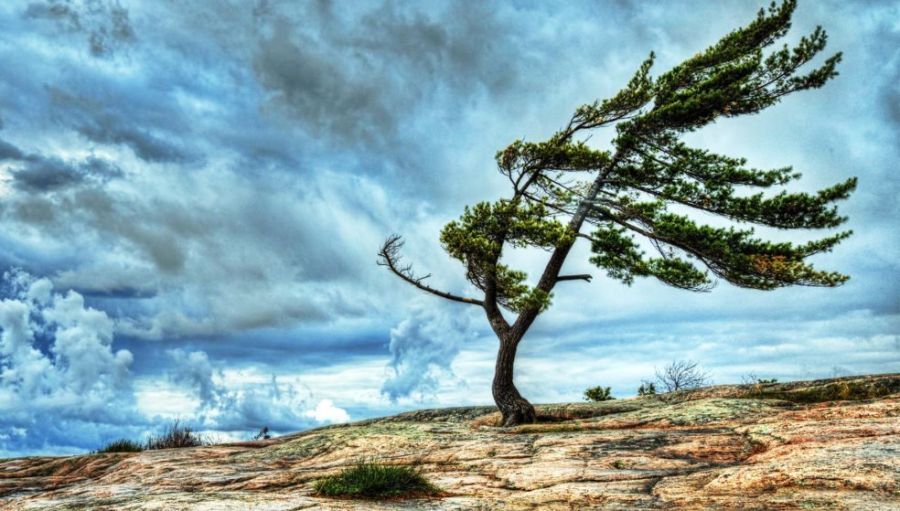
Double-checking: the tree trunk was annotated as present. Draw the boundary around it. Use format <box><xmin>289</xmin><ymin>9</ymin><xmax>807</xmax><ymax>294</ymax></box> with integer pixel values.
<box><xmin>492</xmin><ymin>336</ymin><xmax>536</xmax><ymax>426</ymax></box>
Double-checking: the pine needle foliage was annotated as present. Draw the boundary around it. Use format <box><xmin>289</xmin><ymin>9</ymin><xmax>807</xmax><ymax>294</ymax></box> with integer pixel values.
<box><xmin>584</xmin><ymin>386</ymin><xmax>615</xmax><ymax>402</ymax></box>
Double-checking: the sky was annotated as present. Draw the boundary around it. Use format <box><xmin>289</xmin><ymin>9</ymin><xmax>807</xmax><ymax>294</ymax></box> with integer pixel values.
<box><xmin>0</xmin><ymin>0</ymin><xmax>897</xmax><ymax>457</ymax></box>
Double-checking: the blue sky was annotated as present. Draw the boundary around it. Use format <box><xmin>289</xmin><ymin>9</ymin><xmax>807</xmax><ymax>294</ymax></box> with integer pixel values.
<box><xmin>0</xmin><ymin>0</ymin><xmax>897</xmax><ymax>457</ymax></box>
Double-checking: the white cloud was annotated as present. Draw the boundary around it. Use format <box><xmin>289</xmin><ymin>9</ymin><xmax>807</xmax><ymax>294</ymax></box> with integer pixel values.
<box><xmin>164</xmin><ymin>348</ymin><xmax>352</xmax><ymax>433</ymax></box>
<box><xmin>0</xmin><ymin>270</ymin><xmax>137</xmax><ymax>454</ymax></box>
<box><xmin>305</xmin><ymin>399</ymin><xmax>350</xmax><ymax>425</ymax></box>
<box><xmin>381</xmin><ymin>302</ymin><xmax>478</xmax><ymax>401</ymax></box>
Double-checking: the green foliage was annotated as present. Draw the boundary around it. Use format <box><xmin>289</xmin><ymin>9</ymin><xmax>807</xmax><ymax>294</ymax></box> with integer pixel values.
<box><xmin>95</xmin><ymin>438</ymin><xmax>144</xmax><ymax>453</ymax></box>
<box><xmin>435</xmin><ymin>0</ymin><xmax>852</xmax><ymax>317</ymax></box>
<box><xmin>637</xmin><ymin>382</ymin><xmax>657</xmax><ymax>396</ymax></box>
<box><xmin>440</xmin><ymin>200</ymin><xmax>572</xmax><ymax>312</ymax></box>
<box><xmin>313</xmin><ymin>462</ymin><xmax>440</xmax><ymax>500</ymax></box>
<box><xmin>584</xmin><ymin>386</ymin><xmax>615</xmax><ymax>402</ymax></box>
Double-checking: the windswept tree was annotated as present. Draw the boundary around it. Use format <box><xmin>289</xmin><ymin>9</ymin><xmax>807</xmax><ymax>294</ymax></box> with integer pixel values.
<box><xmin>379</xmin><ymin>0</ymin><xmax>854</xmax><ymax>426</ymax></box>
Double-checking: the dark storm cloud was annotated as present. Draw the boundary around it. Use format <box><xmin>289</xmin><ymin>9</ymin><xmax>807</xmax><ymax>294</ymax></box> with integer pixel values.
<box><xmin>24</xmin><ymin>0</ymin><xmax>135</xmax><ymax>57</ymax></box>
<box><xmin>0</xmin><ymin>137</ymin><xmax>122</xmax><ymax>191</ymax></box>
<box><xmin>12</xmin><ymin>155</ymin><xmax>122</xmax><ymax>192</ymax></box>
<box><xmin>47</xmin><ymin>87</ymin><xmax>195</xmax><ymax>164</ymax></box>
<box><xmin>0</xmin><ymin>139</ymin><xmax>24</xmax><ymax>160</ymax></box>
<box><xmin>251</xmin><ymin>1</ymin><xmax>527</xmax><ymax>154</ymax></box>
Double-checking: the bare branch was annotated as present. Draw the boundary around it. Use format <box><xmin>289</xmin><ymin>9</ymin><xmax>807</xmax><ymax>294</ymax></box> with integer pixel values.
<box><xmin>378</xmin><ymin>235</ymin><xmax>484</xmax><ymax>306</ymax></box>
<box><xmin>654</xmin><ymin>360</ymin><xmax>711</xmax><ymax>393</ymax></box>
<box><xmin>556</xmin><ymin>274</ymin><xmax>593</xmax><ymax>283</ymax></box>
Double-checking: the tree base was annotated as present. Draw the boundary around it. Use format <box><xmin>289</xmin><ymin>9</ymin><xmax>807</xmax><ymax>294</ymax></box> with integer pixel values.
<box><xmin>498</xmin><ymin>397</ymin><xmax>536</xmax><ymax>427</ymax></box>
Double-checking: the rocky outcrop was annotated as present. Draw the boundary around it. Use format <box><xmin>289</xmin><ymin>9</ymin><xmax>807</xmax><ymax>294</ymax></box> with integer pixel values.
<box><xmin>2</xmin><ymin>374</ymin><xmax>898</xmax><ymax>510</ymax></box>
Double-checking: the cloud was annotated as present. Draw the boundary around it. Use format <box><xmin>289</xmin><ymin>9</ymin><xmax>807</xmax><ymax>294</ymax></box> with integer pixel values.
<box><xmin>0</xmin><ymin>136</ymin><xmax>122</xmax><ymax>192</ymax></box>
<box><xmin>251</xmin><ymin>2</ymin><xmax>521</xmax><ymax>150</ymax></box>
<box><xmin>0</xmin><ymin>269</ymin><xmax>137</xmax><ymax>454</ymax></box>
<box><xmin>305</xmin><ymin>399</ymin><xmax>350</xmax><ymax>424</ymax></box>
<box><xmin>0</xmin><ymin>139</ymin><xmax>24</xmax><ymax>160</ymax></box>
<box><xmin>165</xmin><ymin>348</ymin><xmax>351</xmax><ymax>432</ymax></box>
<box><xmin>46</xmin><ymin>87</ymin><xmax>195</xmax><ymax>164</ymax></box>
<box><xmin>381</xmin><ymin>303</ymin><xmax>478</xmax><ymax>401</ymax></box>
<box><xmin>166</xmin><ymin>348</ymin><xmax>218</xmax><ymax>406</ymax></box>
<box><xmin>0</xmin><ymin>270</ymin><xmax>351</xmax><ymax>455</ymax></box>
<box><xmin>24</xmin><ymin>0</ymin><xmax>135</xmax><ymax>57</ymax></box>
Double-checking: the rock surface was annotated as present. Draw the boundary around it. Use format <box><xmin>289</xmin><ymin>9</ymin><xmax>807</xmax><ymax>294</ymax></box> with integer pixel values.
<box><xmin>2</xmin><ymin>374</ymin><xmax>899</xmax><ymax>510</ymax></box>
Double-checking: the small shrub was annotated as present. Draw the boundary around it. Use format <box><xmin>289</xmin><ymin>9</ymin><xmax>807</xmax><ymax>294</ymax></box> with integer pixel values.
<box><xmin>583</xmin><ymin>386</ymin><xmax>615</xmax><ymax>402</ymax></box>
<box><xmin>145</xmin><ymin>420</ymin><xmax>206</xmax><ymax>450</ymax></box>
<box><xmin>655</xmin><ymin>360</ymin><xmax>710</xmax><ymax>393</ymax></box>
<box><xmin>637</xmin><ymin>382</ymin><xmax>657</xmax><ymax>396</ymax></box>
<box><xmin>741</xmin><ymin>373</ymin><xmax>778</xmax><ymax>385</ymax></box>
<box><xmin>313</xmin><ymin>462</ymin><xmax>440</xmax><ymax>499</ymax></box>
<box><xmin>252</xmin><ymin>426</ymin><xmax>272</xmax><ymax>440</ymax></box>
<box><xmin>96</xmin><ymin>438</ymin><xmax>144</xmax><ymax>453</ymax></box>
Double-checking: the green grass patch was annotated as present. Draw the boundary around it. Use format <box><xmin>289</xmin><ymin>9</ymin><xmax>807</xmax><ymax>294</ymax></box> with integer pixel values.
<box><xmin>313</xmin><ymin>462</ymin><xmax>440</xmax><ymax>500</ymax></box>
<box><xmin>95</xmin><ymin>438</ymin><xmax>144</xmax><ymax>453</ymax></box>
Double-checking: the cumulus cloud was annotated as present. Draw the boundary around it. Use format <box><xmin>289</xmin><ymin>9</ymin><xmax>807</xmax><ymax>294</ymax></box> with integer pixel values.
<box><xmin>0</xmin><ymin>270</ymin><xmax>350</xmax><ymax>455</ymax></box>
<box><xmin>0</xmin><ymin>269</ymin><xmax>136</xmax><ymax>455</ymax></box>
<box><xmin>381</xmin><ymin>303</ymin><xmax>478</xmax><ymax>401</ymax></box>
<box><xmin>305</xmin><ymin>399</ymin><xmax>351</xmax><ymax>424</ymax></box>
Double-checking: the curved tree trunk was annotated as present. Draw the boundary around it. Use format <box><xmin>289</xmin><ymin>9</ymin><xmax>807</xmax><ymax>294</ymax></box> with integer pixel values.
<box><xmin>492</xmin><ymin>336</ymin><xmax>536</xmax><ymax>426</ymax></box>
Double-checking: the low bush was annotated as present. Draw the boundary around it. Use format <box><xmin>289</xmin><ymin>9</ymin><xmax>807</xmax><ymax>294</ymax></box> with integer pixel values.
<box><xmin>252</xmin><ymin>426</ymin><xmax>272</xmax><ymax>440</ymax></box>
<box><xmin>637</xmin><ymin>382</ymin><xmax>657</xmax><ymax>396</ymax></box>
<box><xmin>655</xmin><ymin>360</ymin><xmax>710</xmax><ymax>393</ymax></box>
<box><xmin>96</xmin><ymin>438</ymin><xmax>144</xmax><ymax>453</ymax></box>
<box><xmin>583</xmin><ymin>386</ymin><xmax>614</xmax><ymax>402</ymax></box>
<box><xmin>313</xmin><ymin>462</ymin><xmax>440</xmax><ymax>499</ymax></box>
<box><xmin>741</xmin><ymin>373</ymin><xmax>778</xmax><ymax>385</ymax></box>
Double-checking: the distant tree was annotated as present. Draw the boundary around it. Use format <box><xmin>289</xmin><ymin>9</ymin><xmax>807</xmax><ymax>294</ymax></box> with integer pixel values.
<box><xmin>379</xmin><ymin>0</ymin><xmax>853</xmax><ymax>426</ymax></box>
<box><xmin>655</xmin><ymin>360</ymin><xmax>711</xmax><ymax>393</ymax></box>
<box><xmin>252</xmin><ymin>426</ymin><xmax>271</xmax><ymax>440</ymax></box>
<box><xmin>638</xmin><ymin>382</ymin><xmax>657</xmax><ymax>396</ymax></box>
<box><xmin>584</xmin><ymin>385</ymin><xmax>615</xmax><ymax>402</ymax></box>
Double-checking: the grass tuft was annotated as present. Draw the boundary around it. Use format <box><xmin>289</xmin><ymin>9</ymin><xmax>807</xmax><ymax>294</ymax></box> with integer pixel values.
<box><xmin>313</xmin><ymin>462</ymin><xmax>440</xmax><ymax>500</ymax></box>
<box><xmin>95</xmin><ymin>438</ymin><xmax>144</xmax><ymax>453</ymax></box>
<box><xmin>144</xmin><ymin>420</ymin><xmax>206</xmax><ymax>450</ymax></box>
